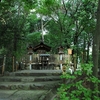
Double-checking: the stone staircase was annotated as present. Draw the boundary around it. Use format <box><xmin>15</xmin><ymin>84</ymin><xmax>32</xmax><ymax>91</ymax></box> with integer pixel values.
<box><xmin>0</xmin><ymin>70</ymin><xmax>62</xmax><ymax>100</ymax></box>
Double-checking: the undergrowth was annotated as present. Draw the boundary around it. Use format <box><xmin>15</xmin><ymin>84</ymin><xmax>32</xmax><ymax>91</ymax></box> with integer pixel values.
<box><xmin>55</xmin><ymin>63</ymin><xmax>100</xmax><ymax>100</ymax></box>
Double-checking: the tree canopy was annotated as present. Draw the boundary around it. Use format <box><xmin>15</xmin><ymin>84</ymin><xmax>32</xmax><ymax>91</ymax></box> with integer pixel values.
<box><xmin>0</xmin><ymin>0</ymin><xmax>99</xmax><ymax>64</ymax></box>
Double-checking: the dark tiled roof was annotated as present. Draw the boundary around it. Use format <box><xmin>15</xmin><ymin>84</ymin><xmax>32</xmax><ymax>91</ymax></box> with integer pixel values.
<box><xmin>33</xmin><ymin>42</ymin><xmax>51</xmax><ymax>52</ymax></box>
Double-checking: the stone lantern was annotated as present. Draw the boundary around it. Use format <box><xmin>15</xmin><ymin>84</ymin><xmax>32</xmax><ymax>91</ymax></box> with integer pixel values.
<box><xmin>27</xmin><ymin>45</ymin><xmax>33</xmax><ymax>70</ymax></box>
<box><xmin>58</xmin><ymin>46</ymin><xmax>64</xmax><ymax>70</ymax></box>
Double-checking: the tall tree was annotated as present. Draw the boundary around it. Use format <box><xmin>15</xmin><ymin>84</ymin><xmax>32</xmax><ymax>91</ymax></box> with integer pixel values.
<box><xmin>92</xmin><ymin>0</ymin><xmax>100</xmax><ymax>77</ymax></box>
<box><xmin>37</xmin><ymin>0</ymin><xmax>97</xmax><ymax>63</ymax></box>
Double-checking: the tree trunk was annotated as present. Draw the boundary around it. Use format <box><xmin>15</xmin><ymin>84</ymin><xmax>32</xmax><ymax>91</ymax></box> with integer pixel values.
<box><xmin>73</xmin><ymin>35</ymin><xmax>78</xmax><ymax>70</ymax></box>
<box><xmin>13</xmin><ymin>31</ymin><xmax>17</xmax><ymax>71</ymax></box>
<box><xmin>86</xmin><ymin>41</ymin><xmax>90</xmax><ymax>63</ymax></box>
<box><xmin>83</xmin><ymin>36</ymin><xmax>86</xmax><ymax>63</ymax></box>
<box><xmin>98</xmin><ymin>46</ymin><xmax>100</xmax><ymax>78</ymax></box>
<box><xmin>92</xmin><ymin>0</ymin><xmax>100</xmax><ymax>77</ymax></box>
<box><xmin>92</xmin><ymin>0</ymin><xmax>100</xmax><ymax>98</ymax></box>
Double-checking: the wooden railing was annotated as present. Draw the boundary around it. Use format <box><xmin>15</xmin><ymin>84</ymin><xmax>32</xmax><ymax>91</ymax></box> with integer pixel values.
<box><xmin>20</xmin><ymin>54</ymin><xmax>70</xmax><ymax>69</ymax></box>
<box><xmin>21</xmin><ymin>54</ymin><xmax>69</xmax><ymax>64</ymax></box>
<box><xmin>0</xmin><ymin>54</ymin><xmax>70</xmax><ymax>73</ymax></box>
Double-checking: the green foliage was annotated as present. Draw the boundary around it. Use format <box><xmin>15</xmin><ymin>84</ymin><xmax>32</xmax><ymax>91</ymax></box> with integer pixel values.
<box><xmin>0</xmin><ymin>0</ymin><xmax>98</xmax><ymax>67</ymax></box>
<box><xmin>27</xmin><ymin>32</ymin><xmax>41</xmax><ymax>45</ymax></box>
<box><xmin>56</xmin><ymin>63</ymin><xmax>100</xmax><ymax>100</ymax></box>
<box><xmin>0</xmin><ymin>47</ymin><xmax>7</xmax><ymax>55</ymax></box>
<box><xmin>36</xmin><ymin>0</ymin><xmax>97</xmax><ymax>60</ymax></box>
<box><xmin>0</xmin><ymin>0</ymin><xmax>97</xmax><ymax>56</ymax></box>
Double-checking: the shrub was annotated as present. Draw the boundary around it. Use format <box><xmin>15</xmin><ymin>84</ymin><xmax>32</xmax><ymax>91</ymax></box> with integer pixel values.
<box><xmin>55</xmin><ymin>63</ymin><xmax>100</xmax><ymax>100</ymax></box>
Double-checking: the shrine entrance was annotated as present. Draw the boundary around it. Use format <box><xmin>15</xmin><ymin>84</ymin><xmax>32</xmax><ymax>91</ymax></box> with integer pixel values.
<box><xmin>27</xmin><ymin>41</ymin><xmax>52</xmax><ymax>69</ymax></box>
<box><xmin>39</xmin><ymin>54</ymin><xmax>50</xmax><ymax>69</ymax></box>
<box><xmin>26</xmin><ymin>42</ymin><xmax>71</xmax><ymax>70</ymax></box>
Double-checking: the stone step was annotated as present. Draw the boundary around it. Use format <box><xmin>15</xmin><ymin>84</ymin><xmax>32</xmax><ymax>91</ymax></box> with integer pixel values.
<box><xmin>0</xmin><ymin>90</ymin><xmax>48</xmax><ymax>100</ymax></box>
<box><xmin>0</xmin><ymin>76</ymin><xmax>61</xmax><ymax>82</ymax></box>
<box><xmin>5</xmin><ymin>70</ymin><xmax>62</xmax><ymax>76</ymax></box>
<box><xmin>0</xmin><ymin>70</ymin><xmax>62</xmax><ymax>91</ymax></box>
<box><xmin>0</xmin><ymin>81</ymin><xmax>62</xmax><ymax>90</ymax></box>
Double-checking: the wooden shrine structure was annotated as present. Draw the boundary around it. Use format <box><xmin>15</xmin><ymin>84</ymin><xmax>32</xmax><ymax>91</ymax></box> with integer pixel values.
<box><xmin>32</xmin><ymin>42</ymin><xmax>51</xmax><ymax>69</ymax></box>
<box><xmin>22</xmin><ymin>42</ymin><xmax>70</xmax><ymax>70</ymax></box>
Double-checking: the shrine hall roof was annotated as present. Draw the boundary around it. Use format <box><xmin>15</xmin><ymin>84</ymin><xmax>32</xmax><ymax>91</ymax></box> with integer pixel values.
<box><xmin>33</xmin><ymin>42</ymin><xmax>51</xmax><ymax>52</ymax></box>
